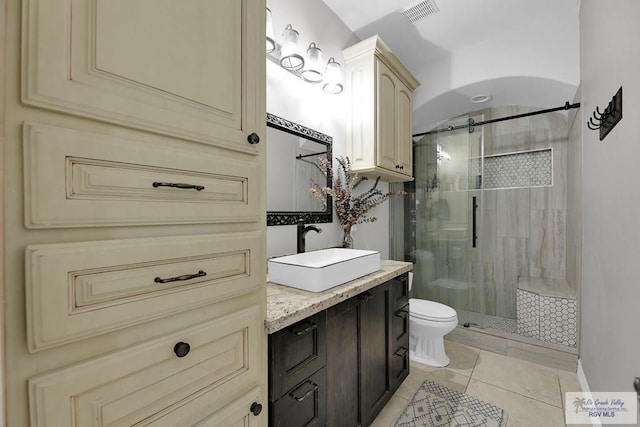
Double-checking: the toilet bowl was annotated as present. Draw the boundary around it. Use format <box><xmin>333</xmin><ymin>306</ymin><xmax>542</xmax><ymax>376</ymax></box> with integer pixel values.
<box><xmin>409</xmin><ymin>298</ymin><xmax>458</xmax><ymax>367</ymax></box>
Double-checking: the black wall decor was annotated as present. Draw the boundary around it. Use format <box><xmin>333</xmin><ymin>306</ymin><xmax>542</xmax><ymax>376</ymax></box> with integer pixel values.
<box><xmin>587</xmin><ymin>86</ymin><xmax>623</xmax><ymax>141</ymax></box>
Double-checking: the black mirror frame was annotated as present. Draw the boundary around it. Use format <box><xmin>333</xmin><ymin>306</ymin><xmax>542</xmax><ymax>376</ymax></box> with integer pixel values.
<box><xmin>266</xmin><ymin>112</ymin><xmax>333</xmax><ymax>226</ymax></box>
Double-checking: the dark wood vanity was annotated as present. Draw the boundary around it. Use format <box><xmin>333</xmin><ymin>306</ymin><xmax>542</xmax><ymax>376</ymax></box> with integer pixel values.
<box><xmin>268</xmin><ymin>272</ymin><xmax>410</xmax><ymax>427</ymax></box>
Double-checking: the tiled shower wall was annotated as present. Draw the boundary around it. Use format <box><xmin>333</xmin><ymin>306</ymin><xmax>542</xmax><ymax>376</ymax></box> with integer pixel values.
<box><xmin>470</xmin><ymin>149</ymin><xmax>553</xmax><ymax>190</ymax></box>
<box><xmin>472</xmin><ymin>106</ymin><xmax>569</xmax><ymax>319</ymax></box>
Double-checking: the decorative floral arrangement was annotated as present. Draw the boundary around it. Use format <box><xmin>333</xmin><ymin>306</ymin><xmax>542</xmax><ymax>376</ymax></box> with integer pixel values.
<box><xmin>310</xmin><ymin>156</ymin><xmax>405</xmax><ymax>246</ymax></box>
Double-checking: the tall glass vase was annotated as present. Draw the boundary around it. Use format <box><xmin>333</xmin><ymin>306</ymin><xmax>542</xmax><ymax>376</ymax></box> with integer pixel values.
<box><xmin>342</xmin><ymin>228</ymin><xmax>353</xmax><ymax>249</ymax></box>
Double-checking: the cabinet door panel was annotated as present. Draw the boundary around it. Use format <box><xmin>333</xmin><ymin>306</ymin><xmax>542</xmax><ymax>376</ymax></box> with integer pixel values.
<box><xmin>360</xmin><ymin>285</ymin><xmax>391</xmax><ymax>425</ymax></box>
<box><xmin>26</xmin><ymin>231</ymin><xmax>263</xmax><ymax>352</ymax></box>
<box><xmin>326</xmin><ymin>299</ymin><xmax>361</xmax><ymax>427</ymax></box>
<box><xmin>164</xmin><ymin>388</ymin><xmax>262</xmax><ymax>427</ymax></box>
<box><xmin>397</xmin><ymin>84</ymin><xmax>413</xmax><ymax>175</ymax></box>
<box><xmin>376</xmin><ymin>60</ymin><xmax>398</xmax><ymax>172</ymax></box>
<box><xmin>28</xmin><ymin>306</ymin><xmax>262</xmax><ymax>427</ymax></box>
<box><xmin>22</xmin><ymin>0</ymin><xmax>263</xmax><ymax>153</ymax></box>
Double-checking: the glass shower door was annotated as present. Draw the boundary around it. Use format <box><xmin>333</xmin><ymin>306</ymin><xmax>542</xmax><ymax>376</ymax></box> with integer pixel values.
<box><xmin>391</xmin><ymin>115</ymin><xmax>484</xmax><ymax>327</ymax></box>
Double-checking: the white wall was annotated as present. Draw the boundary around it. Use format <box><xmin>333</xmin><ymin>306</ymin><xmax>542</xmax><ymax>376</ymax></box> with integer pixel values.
<box><xmin>412</xmin><ymin>10</ymin><xmax>581</xmax><ymax>109</ymax></box>
<box><xmin>266</xmin><ymin>0</ymin><xmax>393</xmax><ymax>258</ymax></box>
<box><xmin>579</xmin><ymin>0</ymin><xmax>640</xmax><ymax>392</ymax></box>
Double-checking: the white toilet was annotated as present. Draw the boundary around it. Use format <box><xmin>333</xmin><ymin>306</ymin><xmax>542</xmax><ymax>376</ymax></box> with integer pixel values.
<box><xmin>409</xmin><ymin>298</ymin><xmax>458</xmax><ymax>367</ymax></box>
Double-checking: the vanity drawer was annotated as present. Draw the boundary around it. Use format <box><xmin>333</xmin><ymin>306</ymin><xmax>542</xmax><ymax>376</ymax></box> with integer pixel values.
<box><xmin>23</xmin><ymin>122</ymin><xmax>260</xmax><ymax>228</ymax></box>
<box><xmin>391</xmin><ymin>342</ymin><xmax>410</xmax><ymax>391</ymax></box>
<box><xmin>28</xmin><ymin>305</ymin><xmax>262</xmax><ymax>427</ymax></box>
<box><xmin>390</xmin><ymin>273</ymin><xmax>410</xmax><ymax>310</ymax></box>
<box><xmin>392</xmin><ymin>303</ymin><xmax>410</xmax><ymax>345</ymax></box>
<box><xmin>269</xmin><ymin>311</ymin><xmax>327</xmax><ymax>400</ymax></box>
<box><xmin>270</xmin><ymin>367</ymin><xmax>327</xmax><ymax>427</ymax></box>
<box><xmin>26</xmin><ymin>231</ymin><xmax>263</xmax><ymax>352</ymax></box>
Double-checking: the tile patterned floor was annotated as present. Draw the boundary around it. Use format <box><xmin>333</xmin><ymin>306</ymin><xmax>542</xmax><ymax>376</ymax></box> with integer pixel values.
<box><xmin>456</xmin><ymin>310</ymin><xmax>518</xmax><ymax>335</ymax></box>
<box><xmin>372</xmin><ymin>340</ymin><xmax>588</xmax><ymax>427</ymax></box>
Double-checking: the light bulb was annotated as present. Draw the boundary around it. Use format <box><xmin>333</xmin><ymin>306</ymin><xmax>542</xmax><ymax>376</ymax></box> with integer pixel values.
<box><xmin>280</xmin><ymin>24</ymin><xmax>304</xmax><ymax>70</ymax></box>
<box><xmin>322</xmin><ymin>57</ymin><xmax>343</xmax><ymax>94</ymax></box>
<box><xmin>301</xmin><ymin>43</ymin><xmax>324</xmax><ymax>83</ymax></box>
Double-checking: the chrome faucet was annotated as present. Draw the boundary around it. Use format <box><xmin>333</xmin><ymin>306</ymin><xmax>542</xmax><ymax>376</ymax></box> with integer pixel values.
<box><xmin>297</xmin><ymin>220</ymin><xmax>322</xmax><ymax>253</ymax></box>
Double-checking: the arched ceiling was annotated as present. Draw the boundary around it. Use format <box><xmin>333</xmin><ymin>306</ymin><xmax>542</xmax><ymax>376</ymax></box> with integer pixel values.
<box><xmin>321</xmin><ymin>0</ymin><xmax>581</xmax><ymax>131</ymax></box>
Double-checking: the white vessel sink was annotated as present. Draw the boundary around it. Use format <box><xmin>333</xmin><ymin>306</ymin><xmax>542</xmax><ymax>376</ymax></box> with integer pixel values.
<box><xmin>268</xmin><ymin>248</ymin><xmax>381</xmax><ymax>292</ymax></box>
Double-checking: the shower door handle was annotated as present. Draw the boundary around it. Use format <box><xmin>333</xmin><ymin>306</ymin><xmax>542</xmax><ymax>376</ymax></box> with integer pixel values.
<box><xmin>472</xmin><ymin>196</ymin><xmax>478</xmax><ymax>248</ymax></box>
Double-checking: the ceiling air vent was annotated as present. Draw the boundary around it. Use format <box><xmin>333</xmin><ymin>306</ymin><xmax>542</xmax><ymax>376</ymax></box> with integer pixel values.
<box><xmin>401</xmin><ymin>0</ymin><xmax>440</xmax><ymax>24</ymax></box>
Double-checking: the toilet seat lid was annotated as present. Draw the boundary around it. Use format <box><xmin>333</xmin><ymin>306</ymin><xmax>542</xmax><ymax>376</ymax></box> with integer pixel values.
<box><xmin>410</xmin><ymin>298</ymin><xmax>457</xmax><ymax>322</ymax></box>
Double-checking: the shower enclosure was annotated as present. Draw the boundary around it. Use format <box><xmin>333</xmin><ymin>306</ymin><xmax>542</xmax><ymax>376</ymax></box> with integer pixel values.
<box><xmin>391</xmin><ymin>114</ymin><xmax>489</xmax><ymax>329</ymax></box>
<box><xmin>391</xmin><ymin>106</ymin><xmax>579</xmax><ymax>349</ymax></box>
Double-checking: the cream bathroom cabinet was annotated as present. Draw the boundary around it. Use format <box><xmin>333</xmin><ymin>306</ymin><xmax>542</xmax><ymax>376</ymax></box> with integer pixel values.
<box><xmin>343</xmin><ymin>35</ymin><xmax>420</xmax><ymax>183</ymax></box>
<box><xmin>2</xmin><ymin>0</ymin><xmax>267</xmax><ymax>425</ymax></box>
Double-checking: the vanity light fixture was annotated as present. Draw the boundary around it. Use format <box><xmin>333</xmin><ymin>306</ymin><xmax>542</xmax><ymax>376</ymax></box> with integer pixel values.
<box><xmin>265</xmin><ymin>8</ymin><xmax>343</xmax><ymax>94</ymax></box>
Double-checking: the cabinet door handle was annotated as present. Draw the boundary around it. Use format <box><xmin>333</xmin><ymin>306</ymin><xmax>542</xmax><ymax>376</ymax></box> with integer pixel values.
<box><xmin>291</xmin><ymin>322</ymin><xmax>317</xmax><ymax>336</ymax></box>
<box><xmin>395</xmin><ymin>347</ymin><xmax>408</xmax><ymax>357</ymax></box>
<box><xmin>289</xmin><ymin>380</ymin><xmax>318</xmax><ymax>402</ymax></box>
<box><xmin>152</xmin><ymin>181</ymin><xmax>205</xmax><ymax>191</ymax></box>
<box><xmin>154</xmin><ymin>270</ymin><xmax>207</xmax><ymax>284</ymax></box>
<box><xmin>357</xmin><ymin>291</ymin><xmax>373</xmax><ymax>302</ymax></box>
<box><xmin>247</xmin><ymin>132</ymin><xmax>261</xmax><ymax>144</ymax></box>
<box><xmin>250</xmin><ymin>402</ymin><xmax>263</xmax><ymax>416</ymax></box>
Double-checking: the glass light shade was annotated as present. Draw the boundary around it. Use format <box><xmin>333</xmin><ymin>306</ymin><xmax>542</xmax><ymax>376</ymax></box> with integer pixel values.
<box><xmin>280</xmin><ymin>24</ymin><xmax>304</xmax><ymax>70</ymax></box>
<box><xmin>266</xmin><ymin>8</ymin><xmax>275</xmax><ymax>53</ymax></box>
<box><xmin>301</xmin><ymin>42</ymin><xmax>323</xmax><ymax>83</ymax></box>
<box><xmin>322</xmin><ymin>57</ymin><xmax>343</xmax><ymax>94</ymax></box>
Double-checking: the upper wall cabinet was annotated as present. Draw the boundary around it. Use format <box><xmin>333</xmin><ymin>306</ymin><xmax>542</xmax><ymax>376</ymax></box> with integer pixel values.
<box><xmin>343</xmin><ymin>35</ymin><xmax>420</xmax><ymax>183</ymax></box>
<box><xmin>22</xmin><ymin>0</ymin><xmax>264</xmax><ymax>155</ymax></box>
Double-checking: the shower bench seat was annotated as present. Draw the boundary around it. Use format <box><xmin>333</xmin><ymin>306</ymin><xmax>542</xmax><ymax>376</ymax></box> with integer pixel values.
<box><xmin>516</xmin><ymin>277</ymin><xmax>577</xmax><ymax>348</ymax></box>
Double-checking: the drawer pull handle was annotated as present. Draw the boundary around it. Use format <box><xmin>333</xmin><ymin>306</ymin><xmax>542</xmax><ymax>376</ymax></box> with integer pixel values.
<box><xmin>395</xmin><ymin>309</ymin><xmax>409</xmax><ymax>319</ymax></box>
<box><xmin>155</xmin><ymin>270</ymin><xmax>207</xmax><ymax>284</ymax></box>
<box><xmin>173</xmin><ymin>341</ymin><xmax>191</xmax><ymax>357</ymax></box>
<box><xmin>152</xmin><ymin>181</ymin><xmax>205</xmax><ymax>191</ymax></box>
<box><xmin>250</xmin><ymin>402</ymin><xmax>263</xmax><ymax>416</ymax></box>
<box><xmin>292</xmin><ymin>322</ymin><xmax>317</xmax><ymax>336</ymax></box>
<box><xmin>395</xmin><ymin>347</ymin><xmax>408</xmax><ymax>357</ymax></box>
<box><xmin>290</xmin><ymin>380</ymin><xmax>318</xmax><ymax>402</ymax></box>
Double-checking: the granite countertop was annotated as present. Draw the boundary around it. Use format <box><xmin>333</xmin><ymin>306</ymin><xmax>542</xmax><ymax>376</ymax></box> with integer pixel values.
<box><xmin>265</xmin><ymin>259</ymin><xmax>413</xmax><ymax>334</ymax></box>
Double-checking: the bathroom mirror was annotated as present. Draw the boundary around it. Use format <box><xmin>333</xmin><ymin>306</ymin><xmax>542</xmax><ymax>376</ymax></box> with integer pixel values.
<box><xmin>266</xmin><ymin>113</ymin><xmax>333</xmax><ymax>226</ymax></box>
